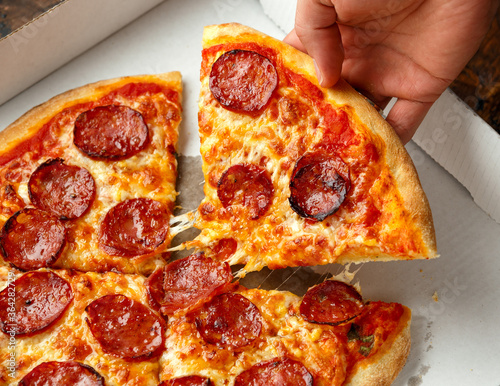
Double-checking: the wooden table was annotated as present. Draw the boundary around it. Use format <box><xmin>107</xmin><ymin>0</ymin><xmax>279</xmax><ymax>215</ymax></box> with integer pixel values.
<box><xmin>1</xmin><ymin>0</ymin><xmax>498</xmax><ymax>134</ymax></box>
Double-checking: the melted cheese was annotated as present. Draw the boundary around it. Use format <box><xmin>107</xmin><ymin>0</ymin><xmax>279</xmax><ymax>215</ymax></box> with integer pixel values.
<box><xmin>159</xmin><ymin>287</ymin><xmax>347</xmax><ymax>386</ymax></box>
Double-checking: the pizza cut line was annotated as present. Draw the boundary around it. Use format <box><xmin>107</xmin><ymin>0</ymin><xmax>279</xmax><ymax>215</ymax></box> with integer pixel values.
<box><xmin>0</xmin><ymin>23</ymin><xmax>439</xmax><ymax>386</ymax></box>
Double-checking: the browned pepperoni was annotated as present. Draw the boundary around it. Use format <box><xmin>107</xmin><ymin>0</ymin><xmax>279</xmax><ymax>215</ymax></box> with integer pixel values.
<box><xmin>18</xmin><ymin>361</ymin><xmax>104</xmax><ymax>386</ymax></box>
<box><xmin>159</xmin><ymin>375</ymin><xmax>212</xmax><ymax>386</ymax></box>
<box><xmin>0</xmin><ymin>208</ymin><xmax>66</xmax><ymax>271</ymax></box>
<box><xmin>300</xmin><ymin>280</ymin><xmax>364</xmax><ymax>325</ymax></box>
<box><xmin>28</xmin><ymin>158</ymin><xmax>96</xmax><ymax>219</ymax></box>
<box><xmin>210</xmin><ymin>238</ymin><xmax>238</xmax><ymax>261</ymax></box>
<box><xmin>85</xmin><ymin>294</ymin><xmax>165</xmax><ymax>360</ymax></box>
<box><xmin>234</xmin><ymin>357</ymin><xmax>313</xmax><ymax>386</ymax></box>
<box><xmin>217</xmin><ymin>164</ymin><xmax>274</xmax><ymax>219</ymax></box>
<box><xmin>0</xmin><ymin>271</ymin><xmax>73</xmax><ymax>336</ymax></box>
<box><xmin>289</xmin><ymin>152</ymin><xmax>351</xmax><ymax>221</ymax></box>
<box><xmin>193</xmin><ymin>292</ymin><xmax>262</xmax><ymax>349</ymax></box>
<box><xmin>147</xmin><ymin>253</ymin><xmax>233</xmax><ymax>315</ymax></box>
<box><xmin>99</xmin><ymin>198</ymin><xmax>170</xmax><ymax>257</ymax></box>
<box><xmin>209</xmin><ymin>50</ymin><xmax>278</xmax><ymax>113</ymax></box>
<box><xmin>74</xmin><ymin>105</ymin><xmax>149</xmax><ymax>160</ymax></box>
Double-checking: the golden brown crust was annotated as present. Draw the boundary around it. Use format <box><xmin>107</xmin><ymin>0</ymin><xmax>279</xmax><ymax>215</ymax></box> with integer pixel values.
<box><xmin>0</xmin><ymin>72</ymin><xmax>182</xmax><ymax>154</ymax></box>
<box><xmin>345</xmin><ymin>306</ymin><xmax>412</xmax><ymax>386</ymax></box>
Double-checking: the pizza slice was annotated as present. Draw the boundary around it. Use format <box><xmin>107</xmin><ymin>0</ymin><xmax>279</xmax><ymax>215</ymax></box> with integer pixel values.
<box><xmin>188</xmin><ymin>23</ymin><xmax>438</xmax><ymax>274</ymax></box>
<box><xmin>0</xmin><ymin>73</ymin><xmax>184</xmax><ymax>275</ymax></box>
<box><xmin>0</xmin><ymin>265</ymin><xmax>164</xmax><ymax>385</ymax></box>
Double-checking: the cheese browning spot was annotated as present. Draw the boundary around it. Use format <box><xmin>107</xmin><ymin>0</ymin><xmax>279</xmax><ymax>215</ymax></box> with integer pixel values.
<box><xmin>159</xmin><ymin>375</ymin><xmax>212</xmax><ymax>386</ymax></box>
<box><xmin>209</xmin><ymin>49</ymin><xmax>278</xmax><ymax>114</ymax></box>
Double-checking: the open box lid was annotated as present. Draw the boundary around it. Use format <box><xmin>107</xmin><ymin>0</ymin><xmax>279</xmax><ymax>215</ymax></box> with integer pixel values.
<box><xmin>0</xmin><ymin>0</ymin><xmax>164</xmax><ymax>106</ymax></box>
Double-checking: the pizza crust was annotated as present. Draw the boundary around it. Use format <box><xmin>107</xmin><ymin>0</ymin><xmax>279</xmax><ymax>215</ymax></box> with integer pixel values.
<box><xmin>345</xmin><ymin>306</ymin><xmax>412</xmax><ymax>386</ymax></box>
<box><xmin>0</xmin><ymin>72</ymin><xmax>182</xmax><ymax>155</ymax></box>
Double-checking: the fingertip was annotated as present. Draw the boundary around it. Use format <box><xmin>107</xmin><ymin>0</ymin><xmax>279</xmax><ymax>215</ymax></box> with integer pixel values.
<box><xmin>315</xmin><ymin>51</ymin><xmax>343</xmax><ymax>88</ymax></box>
<box><xmin>386</xmin><ymin>99</ymin><xmax>433</xmax><ymax>144</ymax></box>
<box><xmin>284</xmin><ymin>29</ymin><xmax>307</xmax><ymax>54</ymax></box>
<box><xmin>301</xmin><ymin>23</ymin><xmax>344</xmax><ymax>88</ymax></box>
<box><xmin>316</xmin><ymin>62</ymin><xmax>342</xmax><ymax>88</ymax></box>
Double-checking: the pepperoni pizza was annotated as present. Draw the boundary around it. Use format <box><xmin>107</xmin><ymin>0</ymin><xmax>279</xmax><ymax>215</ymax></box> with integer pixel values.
<box><xmin>0</xmin><ymin>72</ymin><xmax>183</xmax><ymax>275</ymax></box>
<box><xmin>0</xmin><ymin>255</ymin><xmax>411</xmax><ymax>385</ymax></box>
<box><xmin>188</xmin><ymin>23</ymin><xmax>437</xmax><ymax>274</ymax></box>
<box><xmin>0</xmin><ymin>23</ymin><xmax>436</xmax><ymax>386</ymax></box>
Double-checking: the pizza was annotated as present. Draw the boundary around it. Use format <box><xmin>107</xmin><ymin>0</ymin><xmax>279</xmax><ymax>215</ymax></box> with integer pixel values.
<box><xmin>0</xmin><ymin>72</ymin><xmax>184</xmax><ymax>275</ymax></box>
<box><xmin>0</xmin><ymin>254</ymin><xmax>411</xmax><ymax>385</ymax></box>
<box><xmin>0</xmin><ymin>22</ymin><xmax>438</xmax><ymax>386</ymax></box>
<box><xmin>187</xmin><ymin>23</ymin><xmax>437</xmax><ymax>275</ymax></box>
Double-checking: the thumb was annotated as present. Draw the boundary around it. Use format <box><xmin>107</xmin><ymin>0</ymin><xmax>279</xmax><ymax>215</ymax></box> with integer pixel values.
<box><xmin>293</xmin><ymin>0</ymin><xmax>344</xmax><ymax>88</ymax></box>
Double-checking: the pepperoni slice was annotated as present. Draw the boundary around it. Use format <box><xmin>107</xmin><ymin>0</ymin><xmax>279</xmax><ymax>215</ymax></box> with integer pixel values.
<box><xmin>159</xmin><ymin>375</ymin><xmax>212</xmax><ymax>386</ymax></box>
<box><xmin>18</xmin><ymin>361</ymin><xmax>104</xmax><ymax>386</ymax></box>
<box><xmin>28</xmin><ymin>158</ymin><xmax>96</xmax><ymax>219</ymax></box>
<box><xmin>99</xmin><ymin>198</ymin><xmax>170</xmax><ymax>257</ymax></box>
<box><xmin>74</xmin><ymin>105</ymin><xmax>149</xmax><ymax>160</ymax></box>
<box><xmin>217</xmin><ymin>164</ymin><xmax>274</xmax><ymax>219</ymax></box>
<box><xmin>146</xmin><ymin>253</ymin><xmax>233</xmax><ymax>315</ymax></box>
<box><xmin>85</xmin><ymin>294</ymin><xmax>165</xmax><ymax>360</ymax></box>
<box><xmin>193</xmin><ymin>292</ymin><xmax>262</xmax><ymax>349</ymax></box>
<box><xmin>289</xmin><ymin>152</ymin><xmax>351</xmax><ymax>221</ymax></box>
<box><xmin>0</xmin><ymin>271</ymin><xmax>73</xmax><ymax>336</ymax></box>
<box><xmin>300</xmin><ymin>280</ymin><xmax>364</xmax><ymax>325</ymax></box>
<box><xmin>0</xmin><ymin>208</ymin><xmax>66</xmax><ymax>271</ymax></box>
<box><xmin>209</xmin><ymin>49</ymin><xmax>278</xmax><ymax>113</ymax></box>
<box><xmin>234</xmin><ymin>357</ymin><xmax>313</xmax><ymax>386</ymax></box>
<box><xmin>210</xmin><ymin>238</ymin><xmax>238</xmax><ymax>261</ymax></box>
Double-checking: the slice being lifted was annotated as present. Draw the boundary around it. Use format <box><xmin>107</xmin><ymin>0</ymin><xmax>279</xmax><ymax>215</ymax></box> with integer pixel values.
<box><xmin>189</xmin><ymin>23</ymin><xmax>438</xmax><ymax>274</ymax></box>
<box><xmin>0</xmin><ymin>73</ymin><xmax>182</xmax><ymax>275</ymax></box>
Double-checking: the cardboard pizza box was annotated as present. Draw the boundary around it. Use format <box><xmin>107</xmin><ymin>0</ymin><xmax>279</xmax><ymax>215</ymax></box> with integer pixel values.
<box><xmin>0</xmin><ymin>0</ymin><xmax>164</xmax><ymax>106</ymax></box>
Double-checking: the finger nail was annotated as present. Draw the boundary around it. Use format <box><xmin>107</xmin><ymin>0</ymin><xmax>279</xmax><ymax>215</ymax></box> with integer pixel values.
<box><xmin>313</xmin><ymin>59</ymin><xmax>324</xmax><ymax>86</ymax></box>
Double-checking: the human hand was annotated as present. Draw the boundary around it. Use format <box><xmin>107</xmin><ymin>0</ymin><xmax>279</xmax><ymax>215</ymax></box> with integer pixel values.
<box><xmin>284</xmin><ymin>0</ymin><xmax>499</xmax><ymax>143</ymax></box>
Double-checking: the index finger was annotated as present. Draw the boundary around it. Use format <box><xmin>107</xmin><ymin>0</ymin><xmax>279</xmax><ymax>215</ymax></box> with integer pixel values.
<box><xmin>288</xmin><ymin>0</ymin><xmax>344</xmax><ymax>88</ymax></box>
